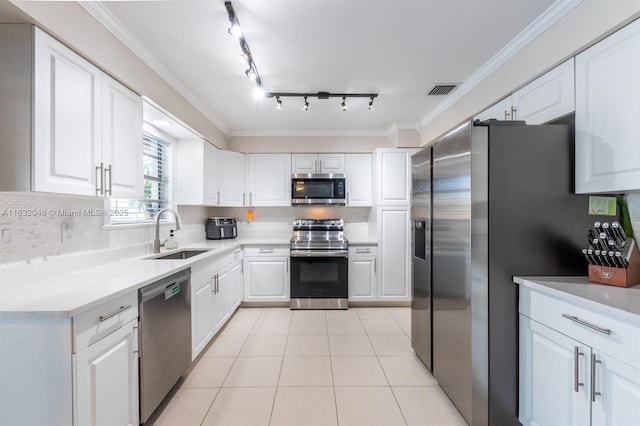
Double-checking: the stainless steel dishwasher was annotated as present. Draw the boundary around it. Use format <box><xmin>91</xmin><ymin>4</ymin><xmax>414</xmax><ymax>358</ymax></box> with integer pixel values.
<box><xmin>139</xmin><ymin>268</ymin><xmax>191</xmax><ymax>423</ymax></box>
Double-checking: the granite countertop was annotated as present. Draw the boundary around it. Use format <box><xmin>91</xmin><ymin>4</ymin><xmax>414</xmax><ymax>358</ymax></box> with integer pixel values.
<box><xmin>514</xmin><ymin>276</ymin><xmax>640</xmax><ymax>324</ymax></box>
<box><xmin>0</xmin><ymin>237</ymin><xmax>291</xmax><ymax>319</ymax></box>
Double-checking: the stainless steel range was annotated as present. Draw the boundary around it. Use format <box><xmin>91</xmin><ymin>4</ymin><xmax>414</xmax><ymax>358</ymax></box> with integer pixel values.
<box><xmin>290</xmin><ymin>219</ymin><xmax>349</xmax><ymax>309</ymax></box>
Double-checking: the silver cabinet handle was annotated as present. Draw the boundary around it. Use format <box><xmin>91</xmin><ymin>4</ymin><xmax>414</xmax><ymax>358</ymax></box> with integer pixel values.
<box><xmin>314</xmin><ymin>159</ymin><xmax>318</xmax><ymax>172</ymax></box>
<box><xmin>99</xmin><ymin>305</ymin><xmax>132</xmax><ymax>322</ymax></box>
<box><xmin>95</xmin><ymin>163</ymin><xmax>104</xmax><ymax>196</ymax></box>
<box><xmin>259</xmin><ymin>248</ymin><xmax>274</xmax><ymax>254</ymax></box>
<box><xmin>217</xmin><ymin>190</ymin><xmax>221</xmax><ymax>205</ymax></box>
<box><xmin>591</xmin><ymin>354</ymin><xmax>602</xmax><ymax>402</ymax></box>
<box><xmin>355</xmin><ymin>248</ymin><xmax>371</xmax><ymax>254</ymax></box>
<box><xmin>347</xmin><ymin>192</ymin><xmax>350</xmax><ymax>205</ymax></box>
<box><xmin>318</xmin><ymin>159</ymin><xmax>322</xmax><ymax>172</ymax></box>
<box><xmin>562</xmin><ymin>314</ymin><xmax>611</xmax><ymax>335</ymax></box>
<box><xmin>504</xmin><ymin>110</ymin><xmax>509</xmax><ymax>120</ymax></box>
<box><xmin>233</xmin><ymin>249</ymin><xmax>242</xmax><ymax>256</ymax></box>
<box><xmin>286</xmin><ymin>258</ymin><xmax>289</xmax><ymax>273</ymax></box>
<box><xmin>511</xmin><ymin>106</ymin><xmax>517</xmax><ymax>120</ymax></box>
<box><xmin>574</xmin><ymin>346</ymin><xmax>584</xmax><ymax>392</ymax></box>
<box><xmin>105</xmin><ymin>164</ymin><xmax>112</xmax><ymax>196</ymax></box>
<box><xmin>243</xmin><ymin>193</ymin><xmax>246</xmax><ymax>206</ymax></box>
<box><xmin>374</xmin><ymin>258</ymin><xmax>377</xmax><ymax>274</ymax></box>
<box><xmin>250</xmin><ymin>192</ymin><xmax>253</xmax><ymax>206</ymax></box>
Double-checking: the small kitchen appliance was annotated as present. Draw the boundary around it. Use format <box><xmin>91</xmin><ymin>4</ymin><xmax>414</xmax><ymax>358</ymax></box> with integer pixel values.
<box><xmin>290</xmin><ymin>218</ymin><xmax>348</xmax><ymax>309</ymax></box>
<box><xmin>206</xmin><ymin>217</ymin><xmax>237</xmax><ymax>240</ymax></box>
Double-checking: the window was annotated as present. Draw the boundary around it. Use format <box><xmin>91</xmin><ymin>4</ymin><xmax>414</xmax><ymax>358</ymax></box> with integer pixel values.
<box><xmin>110</xmin><ymin>133</ymin><xmax>172</xmax><ymax>224</ymax></box>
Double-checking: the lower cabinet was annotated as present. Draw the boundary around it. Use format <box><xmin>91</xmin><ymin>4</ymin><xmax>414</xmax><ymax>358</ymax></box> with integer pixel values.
<box><xmin>73</xmin><ymin>319</ymin><xmax>139</xmax><ymax>426</ymax></box>
<box><xmin>243</xmin><ymin>246</ymin><xmax>290</xmax><ymax>302</ymax></box>
<box><xmin>191</xmin><ymin>250</ymin><xmax>244</xmax><ymax>359</ymax></box>
<box><xmin>348</xmin><ymin>245</ymin><xmax>377</xmax><ymax>301</ymax></box>
<box><xmin>377</xmin><ymin>207</ymin><xmax>411</xmax><ymax>301</ymax></box>
<box><xmin>519</xmin><ymin>287</ymin><xmax>640</xmax><ymax>426</ymax></box>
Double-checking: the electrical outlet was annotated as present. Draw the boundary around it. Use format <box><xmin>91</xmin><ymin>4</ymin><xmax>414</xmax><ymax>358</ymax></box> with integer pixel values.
<box><xmin>0</xmin><ymin>225</ymin><xmax>14</xmax><ymax>247</ymax></box>
<box><xmin>61</xmin><ymin>223</ymin><xmax>72</xmax><ymax>242</ymax></box>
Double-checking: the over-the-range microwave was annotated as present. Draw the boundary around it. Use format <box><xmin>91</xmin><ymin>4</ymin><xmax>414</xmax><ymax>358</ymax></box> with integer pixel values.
<box><xmin>291</xmin><ymin>174</ymin><xmax>346</xmax><ymax>205</ymax></box>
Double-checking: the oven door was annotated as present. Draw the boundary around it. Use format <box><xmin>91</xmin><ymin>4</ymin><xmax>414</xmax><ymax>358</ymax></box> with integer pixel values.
<box><xmin>290</xmin><ymin>254</ymin><xmax>348</xmax><ymax>299</ymax></box>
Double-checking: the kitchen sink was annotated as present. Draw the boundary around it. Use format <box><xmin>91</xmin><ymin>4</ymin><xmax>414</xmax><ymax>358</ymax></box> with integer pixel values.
<box><xmin>147</xmin><ymin>249</ymin><xmax>212</xmax><ymax>260</ymax></box>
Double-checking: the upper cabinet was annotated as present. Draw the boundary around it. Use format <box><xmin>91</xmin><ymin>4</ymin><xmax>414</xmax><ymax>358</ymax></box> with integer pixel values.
<box><xmin>247</xmin><ymin>154</ymin><xmax>292</xmax><ymax>206</ymax></box>
<box><xmin>0</xmin><ymin>26</ymin><xmax>143</xmax><ymax>197</ymax></box>
<box><xmin>174</xmin><ymin>138</ymin><xmax>220</xmax><ymax>206</ymax></box>
<box><xmin>292</xmin><ymin>153</ymin><xmax>345</xmax><ymax>174</ymax></box>
<box><xmin>219</xmin><ymin>150</ymin><xmax>246</xmax><ymax>206</ymax></box>
<box><xmin>33</xmin><ymin>28</ymin><xmax>142</xmax><ymax>198</ymax></box>
<box><xmin>375</xmin><ymin>149</ymin><xmax>411</xmax><ymax>206</ymax></box>
<box><xmin>475</xmin><ymin>58</ymin><xmax>575</xmax><ymax>125</ymax></box>
<box><xmin>345</xmin><ymin>154</ymin><xmax>372</xmax><ymax>206</ymax></box>
<box><xmin>575</xmin><ymin>19</ymin><xmax>640</xmax><ymax>194</ymax></box>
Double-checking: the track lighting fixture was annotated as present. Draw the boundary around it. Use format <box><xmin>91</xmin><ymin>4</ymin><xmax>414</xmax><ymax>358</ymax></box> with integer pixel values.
<box><xmin>225</xmin><ymin>2</ymin><xmax>379</xmax><ymax>110</ymax></box>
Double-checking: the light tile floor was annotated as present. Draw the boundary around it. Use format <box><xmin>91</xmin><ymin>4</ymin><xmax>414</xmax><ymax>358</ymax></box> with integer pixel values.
<box><xmin>146</xmin><ymin>307</ymin><xmax>467</xmax><ymax>426</ymax></box>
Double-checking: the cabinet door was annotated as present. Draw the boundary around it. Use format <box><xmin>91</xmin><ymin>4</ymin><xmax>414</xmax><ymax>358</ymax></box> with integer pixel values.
<box><xmin>474</xmin><ymin>97</ymin><xmax>513</xmax><ymax>122</ymax></box>
<box><xmin>219</xmin><ymin>150</ymin><xmax>246</xmax><ymax>206</ymax></box>
<box><xmin>213</xmin><ymin>269</ymin><xmax>231</xmax><ymax>332</ymax></box>
<box><xmin>292</xmin><ymin>154</ymin><xmax>318</xmax><ymax>173</ymax></box>
<box><xmin>243</xmin><ymin>257</ymin><xmax>289</xmax><ymax>301</ymax></box>
<box><xmin>33</xmin><ymin>28</ymin><xmax>101</xmax><ymax>196</ymax></box>
<box><xmin>512</xmin><ymin>58</ymin><xmax>574</xmax><ymax>125</ymax></box>
<box><xmin>101</xmin><ymin>74</ymin><xmax>143</xmax><ymax>199</ymax></box>
<box><xmin>591</xmin><ymin>352</ymin><xmax>640</xmax><ymax>426</ymax></box>
<box><xmin>230</xmin><ymin>259</ymin><xmax>243</xmax><ymax>312</ymax></box>
<box><xmin>319</xmin><ymin>154</ymin><xmax>345</xmax><ymax>174</ymax></box>
<box><xmin>247</xmin><ymin>154</ymin><xmax>292</xmax><ymax>206</ymax></box>
<box><xmin>519</xmin><ymin>316</ymin><xmax>590</xmax><ymax>426</ymax></box>
<box><xmin>192</xmin><ymin>278</ymin><xmax>214</xmax><ymax>359</ymax></box>
<box><xmin>575</xmin><ymin>19</ymin><xmax>640</xmax><ymax>193</ymax></box>
<box><xmin>376</xmin><ymin>150</ymin><xmax>411</xmax><ymax>205</ymax></box>
<box><xmin>378</xmin><ymin>207</ymin><xmax>411</xmax><ymax>300</ymax></box>
<box><xmin>74</xmin><ymin>319</ymin><xmax>139</xmax><ymax>426</ymax></box>
<box><xmin>348</xmin><ymin>256</ymin><xmax>376</xmax><ymax>301</ymax></box>
<box><xmin>203</xmin><ymin>141</ymin><xmax>220</xmax><ymax>205</ymax></box>
<box><xmin>346</xmin><ymin>154</ymin><xmax>372</xmax><ymax>206</ymax></box>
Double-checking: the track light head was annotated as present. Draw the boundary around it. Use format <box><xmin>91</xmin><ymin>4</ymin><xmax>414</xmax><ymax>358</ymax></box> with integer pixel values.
<box><xmin>228</xmin><ymin>23</ymin><xmax>242</xmax><ymax>37</ymax></box>
<box><xmin>275</xmin><ymin>96</ymin><xmax>283</xmax><ymax>109</ymax></box>
<box><xmin>341</xmin><ymin>97</ymin><xmax>348</xmax><ymax>112</ymax></box>
<box><xmin>303</xmin><ymin>96</ymin><xmax>309</xmax><ymax>111</ymax></box>
<box><xmin>245</xmin><ymin>67</ymin><xmax>256</xmax><ymax>81</ymax></box>
<box><xmin>368</xmin><ymin>96</ymin><xmax>375</xmax><ymax>110</ymax></box>
<box><xmin>253</xmin><ymin>86</ymin><xmax>265</xmax><ymax>99</ymax></box>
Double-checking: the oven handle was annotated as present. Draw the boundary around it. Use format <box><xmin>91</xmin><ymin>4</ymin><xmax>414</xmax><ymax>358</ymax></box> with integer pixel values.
<box><xmin>290</xmin><ymin>250</ymin><xmax>349</xmax><ymax>258</ymax></box>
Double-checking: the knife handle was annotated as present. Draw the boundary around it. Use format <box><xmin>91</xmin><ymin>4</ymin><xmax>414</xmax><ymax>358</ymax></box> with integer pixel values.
<box><xmin>616</xmin><ymin>252</ymin><xmax>628</xmax><ymax>268</ymax></box>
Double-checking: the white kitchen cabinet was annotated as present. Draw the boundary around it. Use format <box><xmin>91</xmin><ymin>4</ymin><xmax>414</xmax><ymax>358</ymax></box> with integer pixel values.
<box><xmin>219</xmin><ymin>150</ymin><xmax>246</xmax><ymax>206</ymax></box>
<box><xmin>345</xmin><ymin>153</ymin><xmax>372</xmax><ymax>206</ymax></box>
<box><xmin>292</xmin><ymin>153</ymin><xmax>345</xmax><ymax>174</ymax></box>
<box><xmin>375</xmin><ymin>149</ymin><xmax>412</xmax><ymax>206</ymax></box>
<box><xmin>519</xmin><ymin>316</ymin><xmax>590</xmax><ymax>426</ymax></box>
<box><xmin>475</xmin><ymin>58</ymin><xmax>574</xmax><ymax>125</ymax></box>
<box><xmin>229</xmin><ymin>249</ymin><xmax>244</xmax><ymax>311</ymax></box>
<box><xmin>213</xmin><ymin>266</ymin><xmax>231</xmax><ymax>332</ymax></box>
<box><xmin>519</xmin><ymin>285</ymin><xmax>640</xmax><ymax>426</ymax></box>
<box><xmin>243</xmin><ymin>247</ymin><xmax>290</xmax><ymax>302</ymax></box>
<box><xmin>348</xmin><ymin>245</ymin><xmax>377</xmax><ymax>301</ymax></box>
<box><xmin>247</xmin><ymin>154</ymin><xmax>292</xmax><ymax>206</ymax></box>
<box><xmin>73</xmin><ymin>319</ymin><xmax>139</xmax><ymax>426</ymax></box>
<box><xmin>174</xmin><ymin>138</ymin><xmax>221</xmax><ymax>206</ymax></box>
<box><xmin>575</xmin><ymin>18</ymin><xmax>640</xmax><ymax>193</ymax></box>
<box><xmin>377</xmin><ymin>207</ymin><xmax>411</xmax><ymax>301</ymax></box>
<box><xmin>191</xmin><ymin>273</ymin><xmax>214</xmax><ymax>359</ymax></box>
<box><xmin>33</xmin><ymin>28</ymin><xmax>142</xmax><ymax>198</ymax></box>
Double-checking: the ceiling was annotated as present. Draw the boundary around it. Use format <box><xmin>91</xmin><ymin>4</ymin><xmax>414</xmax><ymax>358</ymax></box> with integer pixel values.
<box><xmin>5</xmin><ymin>0</ymin><xmax>559</xmax><ymax>136</ymax></box>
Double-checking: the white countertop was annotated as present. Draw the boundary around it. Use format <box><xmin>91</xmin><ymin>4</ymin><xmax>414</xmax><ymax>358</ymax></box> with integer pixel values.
<box><xmin>0</xmin><ymin>237</ymin><xmax>291</xmax><ymax>319</ymax></box>
<box><xmin>514</xmin><ymin>276</ymin><xmax>640</xmax><ymax>323</ymax></box>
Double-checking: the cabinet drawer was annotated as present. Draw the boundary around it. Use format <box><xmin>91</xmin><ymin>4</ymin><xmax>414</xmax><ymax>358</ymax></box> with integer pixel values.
<box><xmin>349</xmin><ymin>246</ymin><xmax>378</xmax><ymax>257</ymax></box>
<box><xmin>520</xmin><ymin>287</ymin><xmax>640</xmax><ymax>367</ymax></box>
<box><xmin>231</xmin><ymin>248</ymin><xmax>244</xmax><ymax>263</ymax></box>
<box><xmin>244</xmin><ymin>246</ymin><xmax>289</xmax><ymax>257</ymax></box>
<box><xmin>191</xmin><ymin>253</ymin><xmax>230</xmax><ymax>286</ymax></box>
<box><xmin>73</xmin><ymin>291</ymin><xmax>138</xmax><ymax>353</ymax></box>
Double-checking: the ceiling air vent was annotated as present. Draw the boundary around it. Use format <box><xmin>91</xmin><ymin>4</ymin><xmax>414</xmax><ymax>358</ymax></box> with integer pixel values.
<box><xmin>426</xmin><ymin>84</ymin><xmax>460</xmax><ymax>96</ymax></box>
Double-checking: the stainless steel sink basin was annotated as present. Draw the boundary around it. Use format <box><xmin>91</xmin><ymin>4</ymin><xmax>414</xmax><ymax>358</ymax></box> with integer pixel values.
<box><xmin>148</xmin><ymin>249</ymin><xmax>212</xmax><ymax>260</ymax></box>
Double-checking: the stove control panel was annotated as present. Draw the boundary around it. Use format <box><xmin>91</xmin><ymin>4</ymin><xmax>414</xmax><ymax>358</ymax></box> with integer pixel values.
<box><xmin>293</xmin><ymin>218</ymin><xmax>344</xmax><ymax>230</ymax></box>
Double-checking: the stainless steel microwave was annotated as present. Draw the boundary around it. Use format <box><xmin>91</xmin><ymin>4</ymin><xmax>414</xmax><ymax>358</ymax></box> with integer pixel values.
<box><xmin>291</xmin><ymin>174</ymin><xmax>346</xmax><ymax>205</ymax></box>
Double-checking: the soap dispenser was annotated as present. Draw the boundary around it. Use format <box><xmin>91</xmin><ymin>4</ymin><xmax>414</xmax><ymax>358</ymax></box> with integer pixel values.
<box><xmin>165</xmin><ymin>229</ymin><xmax>178</xmax><ymax>250</ymax></box>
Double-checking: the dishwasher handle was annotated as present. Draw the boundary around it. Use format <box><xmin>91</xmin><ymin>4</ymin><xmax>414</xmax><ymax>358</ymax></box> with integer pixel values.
<box><xmin>139</xmin><ymin>268</ymin><xmax>191</xmax><ymax>303</ymax></box>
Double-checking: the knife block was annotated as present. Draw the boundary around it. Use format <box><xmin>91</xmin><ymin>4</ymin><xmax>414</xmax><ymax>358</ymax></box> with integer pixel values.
<box><xmin>588</xmin><ymin>239</ymin><xmax>640</xmax><ymax>288</ymax></box>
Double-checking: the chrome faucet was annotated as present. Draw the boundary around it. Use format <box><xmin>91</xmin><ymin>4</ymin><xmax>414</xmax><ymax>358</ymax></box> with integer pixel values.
<box><xmin>154</xmin><ymin>208</ymin><xmax>181</xmax><ymax>253</ymax></box>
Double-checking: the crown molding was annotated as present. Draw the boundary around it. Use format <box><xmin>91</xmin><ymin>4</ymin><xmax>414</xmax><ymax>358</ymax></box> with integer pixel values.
<box><xmin>80</xmin><ymin>2</ymin><xmax>231</xmax><ymax>136</ymax></box>
<box><xmin>229</xmin><ymin>128</ymin><xmax>391</xmax><ymax>138</ymax></box>
<box><xmin>419</xmin><ymin>0</ymin><xmax>582</xmax><ymax>129</ymax></box>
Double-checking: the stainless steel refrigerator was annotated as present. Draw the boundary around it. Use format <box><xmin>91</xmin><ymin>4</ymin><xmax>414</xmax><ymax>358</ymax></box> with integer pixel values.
<box><xmin>411</xmin><ymin>119</ymin><xmax>605</xmax><ymax>426</ymax></box>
